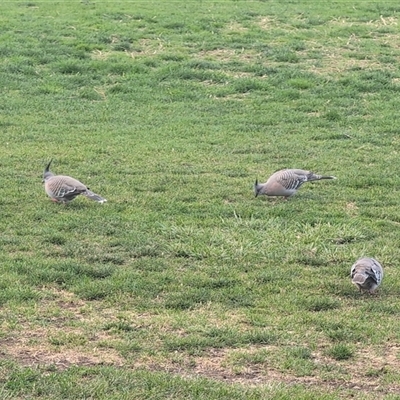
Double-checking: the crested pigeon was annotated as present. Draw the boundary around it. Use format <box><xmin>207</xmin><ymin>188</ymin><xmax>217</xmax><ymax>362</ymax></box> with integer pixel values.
<box><xmin>43</xmin><ymin>159</ymin><xmax>107</xmax><ymax>204</ymax></box>
<box><xmin>254</xmin><ymin>169</ymin><xmax>336</xmax><ymax>199</ymax></box>
<box><xmin>350</xmin><ymin>257</ymin><xmax>383</xmax><ymax>294</ymax></box>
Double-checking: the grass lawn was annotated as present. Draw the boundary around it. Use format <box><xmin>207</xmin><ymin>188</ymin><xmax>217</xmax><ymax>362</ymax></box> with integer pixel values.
<box><xmin>2</xmin><ymin>1</ymin><xmax>400</xmax><ymax>398</ymax></box>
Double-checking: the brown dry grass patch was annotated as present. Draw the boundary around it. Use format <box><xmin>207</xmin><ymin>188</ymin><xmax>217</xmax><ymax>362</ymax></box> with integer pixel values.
<box><xmin>255</xmin><ymin>16</ymin><xmax>279</xmax><ymax>31</ymax></box>
<box><xmin>1</xmin><ymin>326</ymin><xmax>124</xmax><ymax>370</ymax></box>
<box><xmin>2</xmin><ymin>288</ymin><xmax>400</xmax><ymax>398</ymax></box>
<box><xmin>223</xmin><ymin>21</ymin><xmax>248</xmax><ymax>34</ymax></box>
<box><xmin>133</xmin><ymin>344</ymin><xmax>400</xmax><ymax>398</ymax></box>
<box><xmin>345</xmin><ymin>202</ymin><xmax>359</xmax><ymax>216</ymax></box>
<box><xmin>2</xmin><ymin>337</ymin><xmax>123</xmax><ymax>370</ymax></box>
<box><xmin>0</xmin><ymin>289</ymin><xmax>125</xmax><ymax>369</ymax></box>
<box><xmin>198</xmin><ymin>48</ymin><xmax>260</xmax><ymax>63</ymax></box>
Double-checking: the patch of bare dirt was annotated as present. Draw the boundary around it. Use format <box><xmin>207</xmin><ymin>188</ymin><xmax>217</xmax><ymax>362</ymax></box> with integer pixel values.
<box><xmin>223</xmin><ymin>21</ymin><xmax>248</xmax><ymax>33</ymax></box>
<box><xmin>91</xmin><ymin>38</ymin><xmax>166</xmax><ymax>61</ymax></box>
<box><xmin>330</xmin><ymin>16</ymin><xmax>398</xmax><ymax>28</ymax></box>
<box><xmin>3</xmin><ymin>289</ymin><xmax>400</xmax><ymax>397</ymax></box>
<box><xmin>198</xmin><ymin>48</ymin><xmax>261</xmax><ymax>63</ymax></box>
<box><xmin>1</xmin><ymin>332</ymin><xmax>124</xmax><ymax>370</ymax></box>
<box><xmin>0</xmin><ymin>288</ymin><xmax>126</xmax><ymax>370</ymax></box>
<box><xmin>255</xmin><ymin>16</ymin><xmax>279</xmax><ymax>30</ymax></box>
<box><xmin>345</xmin><ymin>202</ymin><xmax>359</xmax><ymax>216</ymax></box>
<box><xmin>134</xmin><ymin>344</ymin><xmax>400</xmax><ymax>397</ymax></box>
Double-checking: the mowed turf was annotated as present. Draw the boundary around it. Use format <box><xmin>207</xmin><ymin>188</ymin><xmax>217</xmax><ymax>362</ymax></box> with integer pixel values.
<box><xmin>1</xmin><ymin>1</ymin><xmax>400</xmax><ymax>398</ymax></box>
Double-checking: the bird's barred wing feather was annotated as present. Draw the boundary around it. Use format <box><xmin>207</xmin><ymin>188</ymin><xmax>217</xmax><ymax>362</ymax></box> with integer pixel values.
<box><xmin>56</xmin><ymin>184</ymin><xmax>80</xmax><ymax>197</ymax></box>
<box><xmin>370</xmin><ymin>258</ymin><xmax>383</xmax><ymax>284</ymax></box>
<box><xmin>278</xmin><ymin>170</ymin><xmax>307</xmax><ymax>190</ymax></box>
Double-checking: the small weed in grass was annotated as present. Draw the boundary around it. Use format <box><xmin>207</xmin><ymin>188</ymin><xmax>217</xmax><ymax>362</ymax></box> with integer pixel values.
<box><xmin>365</xmin><ymin>367</ymin><xmax>388</xmax><ymax>378</ymax></box>
<box><xmin>302</xmin><ymin>297</ymin><xmax>341</xmax><ymax>312</ymax></box>
<box><xmin>326</xmin><ymin>344</ymin><xmax>354</xmax><ymax>361</ymax></box>
<box><xmin>288</xmin><ymin>78</ymin><xmax>314</xmax><ymax>89</ymax></box>
<box><xmin>232</xmin><ymin>349</ymin><xmax>270</xmax><ymax>366</ymax></box>
<box><xmin>103</xmin><ymin>321</ymin><xmax>135</xmax><ymax>333</ymax></box>
<box><xmin>164</xmin><ymin>288</ymin><xmax>212</xmax><ymax>310</ymax></box>
<box><xmin>48</xmin><ymin>332</ymin><xmax>87</xmax><ymax>347</ymax></box>
<box><xmin>73</xmin><ymin>280</ymin><xmax>114</xmax><ymax>301</ymax></box>
<box><xmin>287</xmin><ymin>346</ymin><xmax>313</xmax><ymax>360</ymax></box>
<box><xmin>5</xmin><ymin>367</ymin><xmax>41</xmax><ymax>392</ymax></box>
<box><xmin>280</xmin><ymin>346</ymin><xmax>316</xmax><ymax>377</ymax></box>
<box><xmin>164</xmin><ymin>327</ymin><xmax>276</xmax><ymax>354</ymax></box>
<box><xmin>43</xmin><ymin>235</ymin><xmax>67</xmax><ymax>246</ymax></box>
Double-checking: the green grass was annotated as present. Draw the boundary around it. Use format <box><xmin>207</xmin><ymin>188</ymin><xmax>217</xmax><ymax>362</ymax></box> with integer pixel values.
<box><xmin>2</xmin><ymin>1</ymin><xmax>400</xmax><ymax>398</ymax></box>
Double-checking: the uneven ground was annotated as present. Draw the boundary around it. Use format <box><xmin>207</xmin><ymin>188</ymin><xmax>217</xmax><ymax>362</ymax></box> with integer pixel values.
<box><xmin>1</xmin><ymin>1</ymin><xmax>400</xmax><ymax>399</ymax></box>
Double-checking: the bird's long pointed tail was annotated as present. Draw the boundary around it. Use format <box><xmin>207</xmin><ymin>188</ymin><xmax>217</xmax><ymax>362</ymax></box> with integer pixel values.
<box><xmin>352</xmin><ymin>273</ymin><xmax>367</xmax><ymax>285</ymax></box>
<box><xmin>83</xmin><ymin>190</ymin><xmax>107</xmax><ymax>203</ymax></box>
<box><xmin>311</xmin><ymin>174</ymin><xmax>337</xmax><ymax>181</ymax></box>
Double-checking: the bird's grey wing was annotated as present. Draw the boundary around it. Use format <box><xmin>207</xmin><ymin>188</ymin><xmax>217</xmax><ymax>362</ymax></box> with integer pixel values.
<box><xmin>55</xmin><ymin>176</ymin><xmax>86</xmax><ymax>196</ymax></box>
<box><xmin>58</xmin><ymin>183</ymin><xmax>81</xmax><ymax>197</ymax></box>
<box><xmin>279</xmin><ymin>171</ymin><xmax>307</xmax><ymax>190</ymax></box>
<box><xmin>369</xmin><ymin>259</ymin><xmax>383</xmax><ymax>284</ymax></box>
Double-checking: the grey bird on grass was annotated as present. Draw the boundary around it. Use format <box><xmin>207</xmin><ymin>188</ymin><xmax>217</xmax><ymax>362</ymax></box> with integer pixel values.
<box><xmin>254</xmin><ymin>169</ymin><xmax>336</xmax><ymax>200</ymax></box>
<box><xmin>43</xmin><ymin>159</ymin><xmax>107</xmax><ymax>204</ymax></box>
<box><xmin>351</xmin><ymin>257</ymin><xmax>383</xmax><ymax>294</ymax></box>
